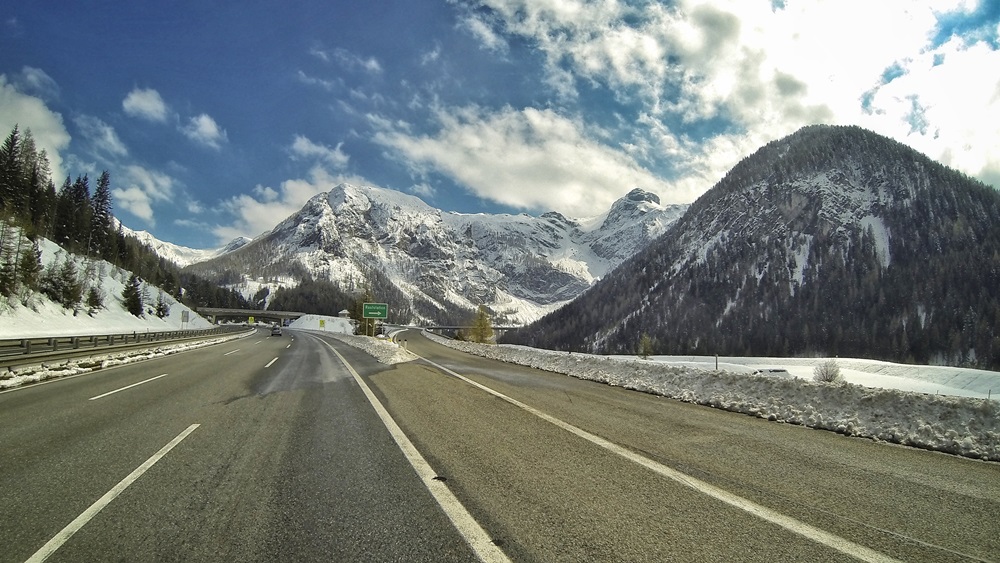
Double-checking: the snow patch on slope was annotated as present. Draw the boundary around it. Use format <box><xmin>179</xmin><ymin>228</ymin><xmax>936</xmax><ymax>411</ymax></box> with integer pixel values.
<box><xmin>0</xmin><ymin>238</ymin><xmax>213</xmax><ymax>338</ymax></box>
<box><xmin>859</xmin><ymin>215</ymin><xmax>891</xmax><ymax>268</ymax></box>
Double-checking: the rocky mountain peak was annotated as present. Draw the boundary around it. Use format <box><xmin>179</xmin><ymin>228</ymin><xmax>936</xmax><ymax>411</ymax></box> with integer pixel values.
<box><xmin>624</xmin><ymin>187</ymin><xmax>660</xmax><ymax>204</ymax></box>
<box><xmin>184</xmin><ymin>183</ymin><xmax>687</xmax><ymax>325</ymax></box>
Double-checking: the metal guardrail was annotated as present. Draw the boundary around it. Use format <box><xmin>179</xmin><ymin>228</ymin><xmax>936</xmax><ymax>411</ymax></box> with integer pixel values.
<box><xmin>0</xmin><ymin>326</ymin><xmax>246</xmax><ymax>363</ymax></box>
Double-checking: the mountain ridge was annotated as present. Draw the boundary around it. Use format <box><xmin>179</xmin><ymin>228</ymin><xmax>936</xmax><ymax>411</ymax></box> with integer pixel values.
<box><xmin>123</xmin><ymin>225</ymin><xmax>251</xmax><ymax>268</ymax></box>
<box><xmin>181</xmin><ymin>183</ymin><xmax>687</xmax><ymax>324</ymax></box>
<box><xmin>505</xmin><ymin>125</ymin><xmax>1000</xmax><ymax>369</ymax></box>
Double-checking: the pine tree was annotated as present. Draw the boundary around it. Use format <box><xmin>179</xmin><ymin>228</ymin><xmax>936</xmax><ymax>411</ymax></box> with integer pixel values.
<box><xmin>0</xmin><ymin>258</ymin><xmax>14</xmax><ymax>298</ymax></box>
<box><xmin>0</xmin><ymin>218</ymin><xmax>16</xmax><ymax>296</ymax></box>
<box><xmin>52</xmin><ymin>177</ymin><xmax>74</xmax><ymax>248</ymax></box>
<box><xmin>68</xmin><ymin>175</ymin><xmax>92</xmax><ymax>254</ymax></box>
<box><xmin>30</xmin><ymin>176</ymin><xmax>56</xmax><ymax>238</ymax></box>
<box><xmin>470</xmin><ymin>305</ymin><xmax>494</xmax><ymax>344</ymax></box>
<box><xmin>0</xmin><ymin>125</ymin><xmax>21</xmax><ymax>210</ymax></box>
<box><xmin>91</xmin><ymin>171</ymin><xmax>114</xmax><ymax>260</ymax></box>
<box><xmin>122</xmin><ymin>273</ymin><xmax>143</xmax><ymax>317</ymax></box>
<box><xmin>252</xmin><ymin>286</ymin><xmax>270</xmax><ymax>309</ymax></box>
<box><xmin>57</xmin><ymin>258</ymin><xmax>83</xmax><ymax>311</ymax></box>
<box><xmin>154</xmin><ymin>291</ymin><xmax>170</xmax><ymax>318</ymax></box>
<box><xmin>17</xmin><ymin>239</ymin><xmax>42</xmax><ymax>299</ymax></box>
<box><xmin>86</xmin><ymin>286</ymin><xmax>104</xmax><ymax>316</ymax></box>
<box><xmin>12</xmin><ymin>128</ymin><xmax>38</xmax><ymax>215</ymax></box>
<box><xmin>638</xmin><ymin>333</ymin><xmax>654</xmax><ymax>359</ymax></box>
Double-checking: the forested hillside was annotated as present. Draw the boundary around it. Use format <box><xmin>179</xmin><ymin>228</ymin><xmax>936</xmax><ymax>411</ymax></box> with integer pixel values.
<box><xmin>505</xmin><ymin>125</ymin><xmax>1000</xmax><ymax>370</ymax></box>
<box><xmin>0</xmin><ymin>125</ymin><xmax>248</xmax><ymax>316</ymax></box>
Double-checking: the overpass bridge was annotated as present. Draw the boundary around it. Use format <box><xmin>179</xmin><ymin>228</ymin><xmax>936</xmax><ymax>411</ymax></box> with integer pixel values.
<box><xmin>197</xmin><ymin>307</ymin><xmax>307</xmax><ymax>324</ymax></box>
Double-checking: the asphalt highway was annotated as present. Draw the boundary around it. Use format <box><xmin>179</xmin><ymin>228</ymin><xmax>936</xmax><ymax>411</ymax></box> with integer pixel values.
<box><xmin>0</xmin><ymin>329</ymin><xmax>476</xmax><ymax>562</ymax></box>
<box><xmin>1</xmin><ymin>327</ymin><xmax>997</xmax><ymax>562</ymax></box>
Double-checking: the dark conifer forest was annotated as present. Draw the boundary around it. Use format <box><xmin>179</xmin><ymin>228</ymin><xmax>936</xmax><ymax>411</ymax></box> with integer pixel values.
<box><xmin>0</xmin><ymin>124</ymin><xmax>249</xmax><ymax>315</ymax></box>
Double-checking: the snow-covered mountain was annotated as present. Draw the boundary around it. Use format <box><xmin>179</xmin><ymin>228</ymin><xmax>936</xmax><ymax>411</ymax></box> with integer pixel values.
<box><xmin>123</xmin><ymin>225</ymin><xmax>251</xmax><ymax>268</ymax></box>
<box><xmin>184</xmin><ymin>183</ymin><xmax>686</xmax><ymax>324</ymax></box>
<box><xmin>509</xmin><ymin>125</ymin><xmax>1000</xmax><ymax>370</ymax></box>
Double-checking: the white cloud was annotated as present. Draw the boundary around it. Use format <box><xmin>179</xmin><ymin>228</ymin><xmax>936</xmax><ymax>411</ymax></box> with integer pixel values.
<box><xmin>308</xmin><ymin>45</ymin><xmax>331</xmax><ymax>63</ymax></box>
<box><xmin>458</xmin><ymin>14</ymin><xmax>509</xmax><ymax>53</ymax></box>
<box><xmin>73</xmin><ymin>115</ymin><xmax>128</xmax><ymax>159</ymax></box>
<box><xmin>460</xmin><ymin>0</ymin><xmax>1000</xmax><ymax>192</ymax></box>
<box><xmin>421</xmin><ymin>44</ymin><xmax>442</xmax><ymax>65</ymax></box>
<box><xmin>290</xmin><ymin>135</ymin><xmax>350</xmax><ymax>170</ymax></box>
<box><xmin>211</xmin><ymin>166</ymin><xmax>373</xmax><ymax>242</ymax></box>
<box><xmin>410</xmin><ymin>182</ymin><xmax>436</xmax><ymax>198</ymax></box>
<box><xmin>0</xmin><ymin>74</ymin><xmax>70</xmax><ymax>181</ymax></box>
<box><xmin>186</xmin><ymin>200</ymin><xmax>205</xmax><ymax>214</ymax></box>
<box><xmin>859</xmin><ymin>38</ymin><xmax>1000</xmax><ymax>187</ymax></box>
<box><xmin>123</xmin><ymin>87</ymin><xmax>170</xmax><ymax>122</ymax></box>
<box><xmin>111</xmin><ymin>186</ymin><xmax>155</xmax><ymax>223</ymax></box>
<box><xmin>11</xmin><ymin>66</ymin><xmax>60</xmax><ymax>100</ymax></box>
<box><xmin>313</xmin><ymin>46</ymin><xmax>383</xmax><ymax>74</ymax></box>
<box><xmin>111</xmin><ymin>164</ymin><xmax>176</xmax><ymax>224</ymax></box>
<box><xmin>181</xmin><ymin>113</ymin><xmax>227</xmax><ymax>149</ymax></box>
<box><xmin>339</xmin><ymin>49</ymin><xmax>383</xmax><ymax>74</ymax></box>
<box><xmin>296</xmin><ymin>70</ymin><xmax>341</xmax><ymax>91</ymax></box>
<box><xmin>373</xmin><ymin>105</ymin><xmax>676</xmax><ymax>216</ymax></box>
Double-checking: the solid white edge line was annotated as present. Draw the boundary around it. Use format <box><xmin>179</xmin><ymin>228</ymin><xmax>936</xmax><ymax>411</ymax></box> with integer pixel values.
<box><xmin>318</xmin><ymin>339</ymin><xmax>510</xmax><ymax>563</ymax></box>
<box><xmin>88</xmin><ymin>373</ymin><xmax>168</xmax><ymax>401</ymax></box>
<box><xmin>414</xmin><ymin>353</ymin><xmax>902</xmax><ymax>563</ymax></box>
<box><xmin>25</xmin><ymin>424</ymin><xmax>200</xmax><ymax>563</ymax></box>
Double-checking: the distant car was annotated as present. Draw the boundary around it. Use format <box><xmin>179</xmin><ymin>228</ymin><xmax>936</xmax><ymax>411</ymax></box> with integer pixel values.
<box><xmin>270</xmin><ymin>325</ymin><xmax>282</xmax><ymax>336</ymax></box>
<box><xmin>752</xmin><ymin>368</ymin><xmax>790</xmax><ymax>377</ymax></box>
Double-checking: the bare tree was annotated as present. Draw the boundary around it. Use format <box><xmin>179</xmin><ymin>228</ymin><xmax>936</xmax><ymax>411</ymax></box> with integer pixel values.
<box><xmin>813</xmin><ymin>359</ymin><xmax>843</xmax><ymax>383</ymax></box>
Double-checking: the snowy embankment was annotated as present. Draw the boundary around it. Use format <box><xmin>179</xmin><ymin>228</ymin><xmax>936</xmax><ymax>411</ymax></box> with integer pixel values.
<box><xmin>322</xmin><ymin>331</ymin><xmax>419</xmax><ymax>365</ymax></box>
<box><xmin>407</xmin><ymin>333</ymin><xmax>1000</xmax><ymax>462</ymax></box>
<box><xmin>0</xmin><ymin>330</ymin><xmax>255</xmax><ymax>390</ymax></box>
<box><xmin>0</xmin><ymin>238</ymin><xmax>214</xmax><ymax>339</ymax></box>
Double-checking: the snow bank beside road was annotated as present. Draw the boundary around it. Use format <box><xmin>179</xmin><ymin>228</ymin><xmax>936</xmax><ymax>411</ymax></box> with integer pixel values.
<box><xmin>325</xmin><ymin>332</ymin><xmax>417</xmax><ymax>365</ymax></box>
<box><xmin>0</xmin><ymin>330</ymin><xmax>253</xmax><ymax>390</ymax></box>
<box><xmin>424</xmin><ymin>334</ymin><xmax>1000</xmax><ymax>462</ymax></box>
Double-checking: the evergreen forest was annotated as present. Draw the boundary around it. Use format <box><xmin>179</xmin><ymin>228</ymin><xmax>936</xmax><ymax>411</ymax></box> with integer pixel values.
<box><xmin>0</xmin><ymin>124</ymin><xmax>249</xmax><ymax>317</ymax></box>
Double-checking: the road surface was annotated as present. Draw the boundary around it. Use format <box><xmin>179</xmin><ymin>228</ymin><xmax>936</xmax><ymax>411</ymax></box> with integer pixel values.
<box><xmin>1</xmin><ymin>328</ymin><xmax>997</xmax><ymax>562</ymax></box>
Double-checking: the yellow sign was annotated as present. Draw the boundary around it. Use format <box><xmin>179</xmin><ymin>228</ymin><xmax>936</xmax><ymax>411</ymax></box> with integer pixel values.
<box><xmin>319</xmin><ymin>319</ymin><xmax>326</xmax><ymax>328</ymax></box>
<box><xmin>249</xmin><ymin>316</ymin><xmax>255</xmax><ymax>324</ymax></box>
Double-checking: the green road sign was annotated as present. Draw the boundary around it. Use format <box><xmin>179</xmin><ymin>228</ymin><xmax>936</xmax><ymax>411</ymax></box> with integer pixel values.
<box><xmin>363</xmin><ymin>302</ymin><xmax>388</xmax><ymax>319</ymax></box>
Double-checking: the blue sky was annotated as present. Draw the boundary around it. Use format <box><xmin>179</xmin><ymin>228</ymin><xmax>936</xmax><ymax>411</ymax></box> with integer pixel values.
<box><xmin>2</xmin><ymin>1</ymin><xmax>998</xmax><ymax>249</ymax></box>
